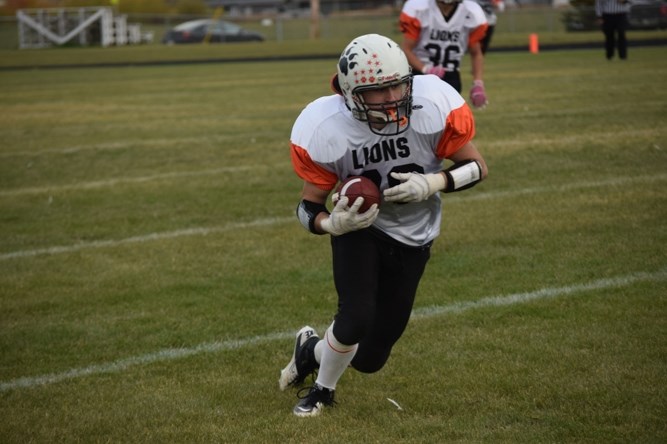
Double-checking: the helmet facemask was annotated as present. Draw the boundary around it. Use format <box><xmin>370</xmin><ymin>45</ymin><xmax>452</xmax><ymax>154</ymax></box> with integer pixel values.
<box><xmin>337</xmin><ymin>34</ymin><xmax>413</xmax><ymax>136</ymax></box>
<box><xmin>351</xmin><ymin>78</ymin><xmax>413</xmax><ymax>136</ymax></box>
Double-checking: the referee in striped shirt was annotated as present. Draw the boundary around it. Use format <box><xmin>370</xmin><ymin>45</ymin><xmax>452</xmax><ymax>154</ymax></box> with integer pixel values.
<box><xmin>596</xmin><ymin>0</ymin><xmax>631</xmax><ymax>60</ymax></box>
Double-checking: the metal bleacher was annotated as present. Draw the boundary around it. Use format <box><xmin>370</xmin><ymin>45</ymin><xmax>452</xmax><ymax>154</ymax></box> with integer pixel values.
<box><xmin>16</xmin><ymin>7</ymin><xmax>146</xmax><ymax>49</ymax></box>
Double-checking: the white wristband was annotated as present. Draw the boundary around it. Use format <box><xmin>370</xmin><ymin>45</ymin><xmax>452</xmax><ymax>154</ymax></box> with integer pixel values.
<box><xmin>444</xmin><ymin>160</ymin><xmax>482</xmax><ymax>192</ymax></box>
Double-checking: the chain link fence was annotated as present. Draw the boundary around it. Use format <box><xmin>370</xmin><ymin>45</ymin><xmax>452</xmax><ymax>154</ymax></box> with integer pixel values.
<box><xmin>1</xmin><ymin>3</ymin><xmax>664</xmax><ymax>50</ymax></box>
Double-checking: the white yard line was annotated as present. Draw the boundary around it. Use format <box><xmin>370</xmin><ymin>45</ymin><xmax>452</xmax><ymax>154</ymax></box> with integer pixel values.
<box><xmin>0</xmin><ymin>166</ymin><xmax>261</xmax><ymax>197</ymax></box>
<box><xmin>0</xmin><ymin>135</ymin><xmax>240</xmax><ymax>158</ymax></box>
<box><xmin>0</xmin><ymin>128</ymin><xmax>657</xmax><ymax>158</ymax></box>
<box><xmin>448</xmin><ymin>173</ymin><xmax>667</xmax><ymax>203</ymax></box>
<box><xmin>411</xmin><ymin>270</ymin><xmax>667</xmax><ymax>319</ymax></box>
<box><xmin>1</xmin><ymin>173</ymin><xmax>665</xmax><ymax>262</ymax></box>
<box><xmin>1</xmin><ymin>268</ymin><xmax>665</xmax><ymax>393</ymax></box>
<box><xmin>0</xmin><ymin>217</ymin><xmax>294</xmax><ymax>261</ymax></box>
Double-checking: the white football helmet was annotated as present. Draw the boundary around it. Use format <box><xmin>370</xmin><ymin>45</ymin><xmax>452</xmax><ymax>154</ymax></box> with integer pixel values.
<box><xmin>336</xmin><ymin>34</ymin><xmax>413</xmax><ymax>135</ymax></box>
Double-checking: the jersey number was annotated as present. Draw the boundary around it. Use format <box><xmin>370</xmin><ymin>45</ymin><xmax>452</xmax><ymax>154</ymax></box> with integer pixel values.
<box><xmin>359</xmin><ymin>163</ymin><xmax>424</xmax><ymax>190</ymax></box>
<box><xmin>425</xmin><ymin>43</ymin><xmax>460</xmax><ymax>71</ymax></box>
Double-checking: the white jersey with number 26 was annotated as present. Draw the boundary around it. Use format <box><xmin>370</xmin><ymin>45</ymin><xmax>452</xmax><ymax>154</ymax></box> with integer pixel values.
<box><xmin>400</xmin><ymin>0</ymin><xmax>488</xmax><ymax>73</ymax></box>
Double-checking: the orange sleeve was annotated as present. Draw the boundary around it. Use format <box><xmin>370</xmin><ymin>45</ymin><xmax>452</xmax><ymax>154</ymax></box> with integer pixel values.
<box><xmin>468</xmin><ymin>24</ymin><xmax>489</xmax><ymax>48</ymax></box>
<box><xmin>398</xmin><ymin>12</ymin><xmax>421</xmax><ymax>40</ymax></box>
<box><xmin>290</xmin><ymin>143</ymin><xmax>338</xmax><ymax>191</ymax></box>
<box><xmin>435</xmin><ymin>104</ymin><xmax>476</xmax><ymax>159</ymax></box>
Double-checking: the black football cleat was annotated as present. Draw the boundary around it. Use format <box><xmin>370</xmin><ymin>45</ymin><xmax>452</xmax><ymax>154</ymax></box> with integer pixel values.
<box><xmin>279</xmin><ymin>326</ymin><xmax>319</xmax><ymax>390</ymax></box>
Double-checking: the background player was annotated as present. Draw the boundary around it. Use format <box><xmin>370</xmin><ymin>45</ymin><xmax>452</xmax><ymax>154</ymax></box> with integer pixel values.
<box><xmin>280</xmin><ymin>34</ymin><xmax>488</xmax><ymax>417</ymax></box>
<box><xmin>399</xmin><ymin>0</ymin><xmax>489</xmax><ymax>108</ymax></box>
<box><xmin>475</xmin><ymin>0</ymin><xmax>505</xmax><ymax>54</ymax></box>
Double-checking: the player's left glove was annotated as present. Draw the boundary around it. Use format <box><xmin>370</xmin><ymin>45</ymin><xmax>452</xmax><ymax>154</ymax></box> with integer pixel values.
<box><xmin>470</xmin><ymin>80</ymin><xmax>488</xmax><ymax>109</ymax></box>
<box><xmin>383</xmin><ymin>172</ymin><xmax>445</xmax><ymax>203</ymax></box>
<box><xmin>320</xmin><ymin>195</ymin><xmax>379</xmax><ymax>236</ymax></box>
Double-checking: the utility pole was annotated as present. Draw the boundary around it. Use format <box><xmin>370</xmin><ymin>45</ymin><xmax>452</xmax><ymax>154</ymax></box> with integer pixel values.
<box><xmin>310</xmin><ymin>0</ymin><xmax>320</xmax><ymax>40</ymax></box>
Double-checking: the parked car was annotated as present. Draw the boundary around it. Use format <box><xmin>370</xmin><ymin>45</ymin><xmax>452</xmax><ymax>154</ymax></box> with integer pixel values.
<box><xmin>162</xmin><ymin>19</ymin><xmax>264</xmax><ymax>44</ymax></box>
<box><xmin>628</xmin><ymin>0</ymin><xmax>667</xmax><ymax>29</ymax></box>
<box><xmin>562</xmin><ymin>0</ymin><xmax>667</xmax><ymax>31</ymax></box>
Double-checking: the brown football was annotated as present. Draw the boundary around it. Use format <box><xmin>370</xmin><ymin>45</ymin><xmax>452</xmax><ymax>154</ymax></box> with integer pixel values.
<box><xmin>335</xmin><ymin>176</ymin><xmax>381</xmax><ymax>213</ymax></box>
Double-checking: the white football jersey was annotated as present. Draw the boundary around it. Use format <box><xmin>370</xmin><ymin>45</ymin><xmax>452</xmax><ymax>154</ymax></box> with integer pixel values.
<box><xmin>400</xmin><ymin>0</ymin><xmax>488</xmax><ymax>72</ymax></box>
<box><xmin>290</xmin><ymin>75</ymin><xmax>476</xmax><ymax>247</ymax></box>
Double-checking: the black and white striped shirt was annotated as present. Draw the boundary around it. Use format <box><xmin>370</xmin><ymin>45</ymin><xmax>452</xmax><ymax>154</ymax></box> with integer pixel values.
<box><xmin>595</xmin><ymin>0</ymin><xmax>631</xmax><ymax>16</ymax></box>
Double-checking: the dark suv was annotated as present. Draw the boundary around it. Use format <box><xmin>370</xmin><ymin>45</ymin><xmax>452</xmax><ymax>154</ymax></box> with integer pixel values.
<box><xmin>628</xmin><ymin>0</ymin><xmax>667</xmax><ymax>29</ymax></box>
<box><xmin>563</xmin><ymin>0</ymin><xmax>667</xmax><ymax>31</ymax></box>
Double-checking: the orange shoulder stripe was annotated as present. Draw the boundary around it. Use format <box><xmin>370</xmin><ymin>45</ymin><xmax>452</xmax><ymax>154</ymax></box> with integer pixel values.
<box><xmin>290</xmin><ymin>143</ymin><xmax>338</xmax><ymax>190</ymax></box>
<box><xmin>468</xmin><ymin>24</ymin><xmax>489</xmax><ymax>47</ymax></box>
<box><xmin>435</xmin><ymin>104</ymin><xmax>476</xmax><ymax>159</ymax></box>
<box><xmin>398</xmin><ymin>12</ymin><xmax>421</xmax><ymax>40</ymax></box>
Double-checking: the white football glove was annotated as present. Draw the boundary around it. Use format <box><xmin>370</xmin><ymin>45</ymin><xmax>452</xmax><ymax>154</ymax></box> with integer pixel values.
<box><xmin>320</xmin><ymin>195</ymin><xmax>379</xmax><ymax>236</ymax></box>
<box><xmin>383</xmin><ymin>172</ymin><xmax>445</xmax><ymax>203</ymax></box>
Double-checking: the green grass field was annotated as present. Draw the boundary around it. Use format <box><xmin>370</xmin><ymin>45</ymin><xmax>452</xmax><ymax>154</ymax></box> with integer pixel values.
<box><xmin>1</xmin><ymin>44</ymin><xmax>666</xmax><ymax>442</ymax></box>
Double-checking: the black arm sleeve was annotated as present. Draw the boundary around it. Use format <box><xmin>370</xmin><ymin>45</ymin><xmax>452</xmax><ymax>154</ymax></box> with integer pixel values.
<box><xmin>296</xmin><ymin>200</ymin><xmax>329</xmax><ymax>235</ymax></box>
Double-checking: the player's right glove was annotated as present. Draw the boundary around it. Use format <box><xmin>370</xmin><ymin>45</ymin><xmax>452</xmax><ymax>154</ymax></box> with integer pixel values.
<box><xmin>423</xmin><ymin>64</ymin><xmax>446</xmax><ymax>79</ymax></box>
<box><xmin>320</xmin><ymin>195</ymin><xmax>379</xmax><ymax>236</ymax></box>
<box><xmin>470</xmin><ymin>80</ymin><xmax>488</xmax><ymax>108</ymax></box>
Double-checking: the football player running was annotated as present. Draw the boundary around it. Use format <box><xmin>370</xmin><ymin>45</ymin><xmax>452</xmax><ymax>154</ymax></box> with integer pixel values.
<box><xmin>399</xmin><ymin>0</ymin><xmax>489</xmax><ymax>108</ymax></box>
<box><xmin>280</xmin><ymin>34</ymin><xmax>488</xmax><ymax>417</ymax></box>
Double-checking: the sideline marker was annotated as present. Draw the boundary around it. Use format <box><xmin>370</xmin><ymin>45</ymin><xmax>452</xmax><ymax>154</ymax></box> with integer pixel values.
<box><xmin>529</xmin><ymin>33</ymin><xmax>539</xmax><ymax>54</ymax></box>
